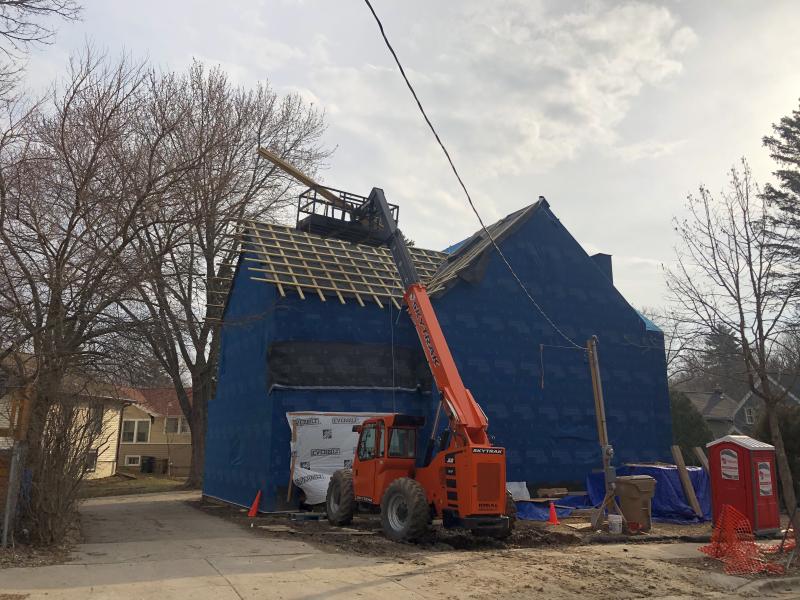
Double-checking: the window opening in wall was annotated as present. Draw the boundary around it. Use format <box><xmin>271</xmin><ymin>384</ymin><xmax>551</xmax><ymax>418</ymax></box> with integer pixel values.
<box><xmin>85</xmin><ymin>449</ymin><xmax>98</xmax><ymax>472</ymax></box>
<box><xmin>165</xmin><ymin>416</ymin><xmax>190</xmax><ymax>434</ymax></box>
<box><xmin>122</xmin><ymin>419</ymin><xmax>151</xmax><ymax>443</ymax></box>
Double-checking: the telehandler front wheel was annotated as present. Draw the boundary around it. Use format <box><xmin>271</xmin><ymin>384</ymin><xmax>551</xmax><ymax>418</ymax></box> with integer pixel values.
<box><xmin>326</xmin><ymin>469</ymin><xmax>355</xmax><ymax>526</ymax></box>
<box><xmin>380</xmin><ymin>477</ymin><xmax>429</xmax><ymax>542</ymax></box>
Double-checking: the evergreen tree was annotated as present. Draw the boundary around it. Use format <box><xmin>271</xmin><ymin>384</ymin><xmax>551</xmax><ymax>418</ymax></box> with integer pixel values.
<box><xmin>763</xmin><ymin>99</ymin><xmax>800</xmax><ymax>248</ymax></box>
<box><xmin>701</xmin><ymin>325</ymin><xmax>748</xmax><ymax>396</ymax></box>
<box><xmin>670</xmin><ymin>390</ymin><xmax>713</xmax><ymax>463</ymax></box>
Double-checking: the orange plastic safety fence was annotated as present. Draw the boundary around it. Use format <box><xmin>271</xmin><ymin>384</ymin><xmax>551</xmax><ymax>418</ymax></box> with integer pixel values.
<box><xmin>699</xmin><ymin>504</ymin><xmax>790</xmax><ymax>576</ymax></box>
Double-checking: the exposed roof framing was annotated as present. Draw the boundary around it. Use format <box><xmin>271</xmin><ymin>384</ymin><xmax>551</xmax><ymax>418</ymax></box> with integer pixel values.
<box><xmin>240</xmin><ymin>221</ymin><xmax>447</xmax><ymax>308</ymax></box>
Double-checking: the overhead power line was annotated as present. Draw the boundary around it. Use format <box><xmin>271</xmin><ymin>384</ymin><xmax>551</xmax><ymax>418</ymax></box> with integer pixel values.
<box><xmin>361</xmin><ymin>0</ymin><xmax>582</xmax><ymax>349</ymax></box>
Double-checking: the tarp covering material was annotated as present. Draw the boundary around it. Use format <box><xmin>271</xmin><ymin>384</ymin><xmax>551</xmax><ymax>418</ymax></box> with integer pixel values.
<box><xmin>515</xmin><ymin>493</ymin><xmax>592</xmax><ymax>521</ymax></box>
<box><xmin>586</xmin><ymin>465</ymin><xmax>711</xmax><ymax>523</ymax></box>
<box><xmin>516</xmin><ymin>502</ymin><xmax>574</xmax><ymax>521</ymax></box>
<box><xmin>286</xmin><ymin>411</ymin><xmax>381</xmax><ymax>505</ymax></box>
<box><xmin>507</xmin><ymin>481</ymin><xmax>531</xmax><ymax>501</ymax></box>
<box><xmin>557</xmin><ymin>493</ymin><xmax>594</xmax><ymax>508</ymax></box>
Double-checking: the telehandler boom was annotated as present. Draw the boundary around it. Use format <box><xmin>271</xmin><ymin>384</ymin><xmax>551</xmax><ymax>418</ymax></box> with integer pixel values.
<box><xmin>325</xmin><ymin>189</ymin><xmax>513</xmax><ymax>541</ymax></box>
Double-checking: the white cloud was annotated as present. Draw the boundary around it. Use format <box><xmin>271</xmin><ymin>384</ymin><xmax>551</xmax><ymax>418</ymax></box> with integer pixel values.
<box><xmin>614</xmin><ymin>138</ymin><xmax>686</xmax><ymax>162</ymax></box>
<box><xmin>23</xmin><ymin>0</ymin><xmax>800</xmax><ymax>309</ymax></box>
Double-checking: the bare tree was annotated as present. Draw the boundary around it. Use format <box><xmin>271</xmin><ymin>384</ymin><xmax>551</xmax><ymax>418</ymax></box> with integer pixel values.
<box><xmin>666</xmin><ymin>160</ymin><xmax>800</xmax><ymax>527</ymax></box>
<box><xmin>123</xmin><ymin>62</ymin><xmax>329</xmax><ymax>486</ymax></box>
<box><xmin>0</xmin><ymin>0</ymin><xmax>81</xmax><ymax>97</ymax></box>
<box><xmin>0</xmin><ymin>48</ymin><xmax>193</xmax><ymax>543</ymax></box>
<box><xmin>639</xmin><ymin>306</ymin><xmax>701</xmax><ymax>384</ymax></box>
<box><xmin>20</xmin><ymin>380</ymin><xmax>118</xmax><ymax>545</ymax></box>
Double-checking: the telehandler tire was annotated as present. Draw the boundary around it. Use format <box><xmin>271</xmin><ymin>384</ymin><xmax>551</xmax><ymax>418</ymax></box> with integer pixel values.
<box><xmin>326</xmin><ymin>469</ymin><xmax>355</xmax><ymax>526</ymax></box>
<box><xmin>380</xmin><ymin>477</ymin><xmax>429</xmax><ymax>542</ymax></box>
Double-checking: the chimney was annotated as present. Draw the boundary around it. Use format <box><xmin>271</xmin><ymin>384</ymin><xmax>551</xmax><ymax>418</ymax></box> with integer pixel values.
<box><xmin>591</xmin><ymin>253</ymin><xmax>613</xmax><ymax>283</ymax></box>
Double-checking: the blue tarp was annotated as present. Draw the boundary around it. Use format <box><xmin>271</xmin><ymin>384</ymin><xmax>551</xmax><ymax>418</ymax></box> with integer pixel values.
<box><xmin>515</xmin><ymin>493</ymin><xmax>592</xmax><ymax>521</ymax></box>
<box><xmin>586</xmin><ymin>465</ymin><xmax>712</xmax><ymax>523</ymax></box>
<box><xmin>516</xmin><ymin>502</ymin><xmax>575</xmax><ymax>521</ymax></box>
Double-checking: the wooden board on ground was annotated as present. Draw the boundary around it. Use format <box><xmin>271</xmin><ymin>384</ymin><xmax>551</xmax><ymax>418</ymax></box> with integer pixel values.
<box><xmin>671</xmin><ymin>445</ymin><xmax>703</xmax><ymax>517</ymax></box>
<box><xmin>536</xmin><ymin>487</ymin><xmax>569</xmax><ymax>498</ymax></box>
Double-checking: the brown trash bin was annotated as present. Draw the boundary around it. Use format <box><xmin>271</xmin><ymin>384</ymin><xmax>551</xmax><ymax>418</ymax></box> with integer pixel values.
<box><xmin>615</xmin><ymin>475</ymin><xmax>656</xmax><ymax>532</ymax></box>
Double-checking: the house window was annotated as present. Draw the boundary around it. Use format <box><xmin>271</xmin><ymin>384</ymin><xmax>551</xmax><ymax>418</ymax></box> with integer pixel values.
<box><xmin>85</xmin><ymin>449</ymin><xmax>98</xmax><ymax>472</ymax></box>
<box><xmin>164</xmin><ymin>416</ymin><xmax>190</xmax><ymax>435</ymax></box>
<box><xmin>122</xmin><ymin>419</ymin><xmax>151</xmax><ymax>443</ymax></box>
<box><xmin>88</xmin><ymin>403</ymin><xmax>104</xmax><ymax>435</ymax></box>
<box><xmin>124</xmin><ymin>455</ymin><xmax>141</xmax><ymax>467</ymax></box>
<box><xmin>745</xmin><ymin>407</ymin><xmax>756</xmax><ymax>425</ymax></box>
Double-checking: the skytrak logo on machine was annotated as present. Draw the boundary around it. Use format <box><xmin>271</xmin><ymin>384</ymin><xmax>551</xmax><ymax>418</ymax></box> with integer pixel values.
<box><xmin>407</xmin><ymin>291</ymin><xmax>441</xmax><ymax>368</ymax></box>
<box><xmin>472</xmin><ymin>448</ymin><xmax>503</xmax><ymax>455</ymax></box>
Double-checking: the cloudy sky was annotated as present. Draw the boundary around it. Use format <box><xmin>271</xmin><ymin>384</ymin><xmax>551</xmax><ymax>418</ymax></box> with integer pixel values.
<box><xmin>25</xmin><ymin>0</ymin><xmax>800</xmax><ymax>309</ymax></box>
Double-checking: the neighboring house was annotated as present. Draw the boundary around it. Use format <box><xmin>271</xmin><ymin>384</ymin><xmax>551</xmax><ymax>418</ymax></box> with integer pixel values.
<box><xmin>684</xmin><ymin>387</ymin><xmax>740</xmax><ymax>438</ymax></box>
<box><xmin>0</xmin><ymin>358</ymin><xmax>133</xmax><ymax>479</ymax></box>
<box><xmin>204</xmin><ymin>197</ymin><xmax>672</xmax><ymax>511</ymax></box>
<box><xmin>119</xmin><ymin>388</ymin><xmax>193</xmax><ymax>477</ymax></box>
<box><xmin>733</xmin><ymin>374</ymin><xmax>800</xmax><ymax>435</ymax></box>
<box><xmin>684</xmin><ymin>375</ymin><xmax>800</xmax><ymax>438</ymax></box>
<box><xmin>73</xmin><ymin>389</ymin><xmax>128</xmax><ymax>479</ymax></box>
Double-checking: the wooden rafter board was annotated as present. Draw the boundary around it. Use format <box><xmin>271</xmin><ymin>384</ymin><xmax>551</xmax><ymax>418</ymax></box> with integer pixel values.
<box><xmin>238</xmin><ymin>221</ymin><xmax>446</xmax><ymax>307</ymax></box>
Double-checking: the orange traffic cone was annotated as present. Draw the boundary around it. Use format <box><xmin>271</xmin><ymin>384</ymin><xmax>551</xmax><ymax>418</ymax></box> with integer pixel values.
<box><xmin>547</xmin><ymin>501</ymin><xmax>560</xmax><ymax>526</ymax></box>
<box><xmin>248</xmin><ymin>490</ymin><xmax>262</xmax><ymax>518</ymax></box>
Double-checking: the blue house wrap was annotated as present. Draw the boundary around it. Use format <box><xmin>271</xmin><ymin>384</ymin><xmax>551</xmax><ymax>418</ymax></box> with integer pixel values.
<box><xmin>204</xmin><ymin>200</ymin><xmax>672</xmax><ymax>511</ymax></box>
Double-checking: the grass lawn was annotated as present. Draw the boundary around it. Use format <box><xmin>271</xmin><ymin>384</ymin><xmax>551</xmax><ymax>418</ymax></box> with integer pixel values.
<box><xmin>80</xmin><ymin>472</ymin><xmax>189</xmax><ymax>498</ymax></box>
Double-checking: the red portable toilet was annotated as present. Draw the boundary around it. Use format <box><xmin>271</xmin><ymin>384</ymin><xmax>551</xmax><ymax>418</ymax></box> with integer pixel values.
<box><xmin>706</xmin><ymin>435</ymin><xmax>780</xmax><ymax>534</ymax></box>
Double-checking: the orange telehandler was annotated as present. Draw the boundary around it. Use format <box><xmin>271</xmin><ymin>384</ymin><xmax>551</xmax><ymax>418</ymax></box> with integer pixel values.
<box><xmin>323</xmin><ymin>188</ymin><xmax>514</xmax><ymax>542</ymax></box>
<box><xmin>255</xmin><ymin>148</ymin><xmax>514</xmax><ymax>542</ymax></box>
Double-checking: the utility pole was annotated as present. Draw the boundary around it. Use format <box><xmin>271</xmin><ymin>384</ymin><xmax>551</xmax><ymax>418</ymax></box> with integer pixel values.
<box><xmin>587</xmin><ymin>336</ymin><xmax>623</xmax><ymax>529</ymax></box>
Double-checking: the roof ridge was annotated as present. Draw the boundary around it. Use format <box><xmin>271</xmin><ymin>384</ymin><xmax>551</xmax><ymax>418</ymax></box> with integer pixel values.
<box><xmin>427</xmin><ymin>201</ymin><xmax>543</xmax><ymax>295</ymax></box>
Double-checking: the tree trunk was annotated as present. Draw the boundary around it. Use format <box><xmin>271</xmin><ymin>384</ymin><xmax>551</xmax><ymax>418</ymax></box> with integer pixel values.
<box><xmin>185</xmin><ymin>370</ymin><xmax>211</xmax><ymax>488</ymax></box>
<box><xmin>767</xmin><ymin>404</ymin><xmax>800</xmax><ymax>532</ymax></box>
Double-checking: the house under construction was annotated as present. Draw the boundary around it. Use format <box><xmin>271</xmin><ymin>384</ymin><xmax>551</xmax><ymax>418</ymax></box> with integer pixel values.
<box><xmin>203</xmin><ymin>192</ymin><xmax>672</xmax><ymax>511</ymax></box>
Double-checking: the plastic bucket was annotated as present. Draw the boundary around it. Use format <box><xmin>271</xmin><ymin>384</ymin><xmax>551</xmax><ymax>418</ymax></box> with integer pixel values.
<box><xmin>608</xmin><ymin>514</ymin><xmax>623</xmax><ymax>534</ymax></box>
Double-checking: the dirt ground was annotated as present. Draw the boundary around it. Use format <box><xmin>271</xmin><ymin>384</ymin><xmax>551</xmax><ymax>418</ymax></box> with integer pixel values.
<box><xmin>192</xmin><ymin>499</ymin><xmax>714</xmax><ymax>558</ymax></box>
<box><xmin>193</xmin><ymin>499</ymin><xmax>582</xmax><ymax>558</ymax></box>
<box><xmin>0</xmin><ymin>515</ymin><xmax>80</xmax><ymax>571</ymax></box>
<box><xmin>192</xmin><ymin>499</ymin><xmax>800</xmax><ymax>598</ymax></box>
<box><xmin>0</xmin><ymin>542</ymin><xmax>70</xmax><ymax>570</ymax></box>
